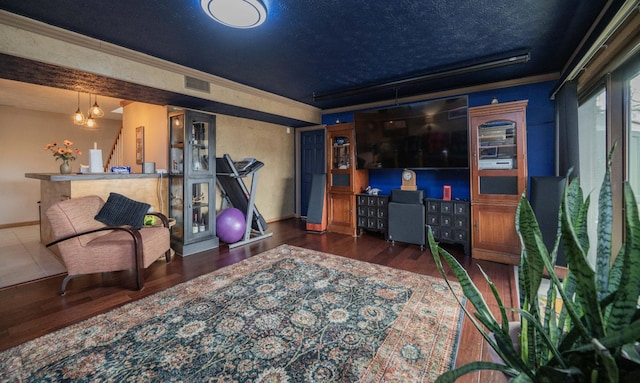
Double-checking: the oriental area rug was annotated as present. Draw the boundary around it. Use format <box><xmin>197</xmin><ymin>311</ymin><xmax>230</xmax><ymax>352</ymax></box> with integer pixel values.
<box><xmin>0</xmin><ymin>245</ymin><xmax>464</xmax><ymax>382</ymax></box>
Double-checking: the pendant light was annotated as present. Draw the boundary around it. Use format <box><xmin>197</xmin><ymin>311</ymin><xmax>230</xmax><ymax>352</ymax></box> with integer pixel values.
<box><xmin>85</xmin><ymin>94</ymin><xmax>98</xmax><ymax>129</ymax></box>
<box><xmin>73</xmin><ymin>92</ymin><xmax>86</xmax><ymax>125</ymax></box>
<box><xmin>88</xmin><ymin>94</ymin><xmax>104</xmax><ymax>118</ymax></box>
<box><xmin>85</xmin><ymin>113</ymin><xmax>97</xmax><ymax>128</ymax></box>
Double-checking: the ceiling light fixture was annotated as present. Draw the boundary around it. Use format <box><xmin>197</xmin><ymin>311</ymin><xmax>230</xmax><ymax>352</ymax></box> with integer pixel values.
<box><xmin>85</xmin><ymin>113</ymin><xmax>97</xmax><ymax>129</ymax></box>
<box><xmin>201</xmin><ymin>0</ymin><xmax>267</xmax><ymax>29</ymax></box>
<box><xmin>313</xmin><ymin>52</ymin><xmax>531</xmax><ymax>101</ymax></box>
<box><xmin>73</xmin><ymin>92</ymin><xmax>85</xmax><ymax>125</ymax></box>
<box><xmin>85</xmin><ymin>94</ymin><xmax>98</xmax><ymax>129</ymax></box>
<box><xmin>73</xmin><ymin>92</ymin><xmax>103</xmax><ymax>128</ymax></box>
<box><xmin>88</xmin><ymin>94</ymin><xmax>104</xmax><ymax>118</ymax></box>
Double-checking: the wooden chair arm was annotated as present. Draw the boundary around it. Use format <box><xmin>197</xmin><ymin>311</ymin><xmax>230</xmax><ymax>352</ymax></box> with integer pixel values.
<box><xmin>45</xmin><ymin>226</ymin><xmax>141</xmax><ymax>248</ymax></box>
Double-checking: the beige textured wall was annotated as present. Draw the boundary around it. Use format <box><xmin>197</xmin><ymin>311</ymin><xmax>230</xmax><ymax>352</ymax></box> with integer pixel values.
<box><xmin>0</xmin><ymin>104</ymin><xmax>295</xmax><ymax>226</ymax></box>
<box><xmin>0</xmin><ymin>105</ymin><xmax>121</xmax><ymax>225</ymax></box>
<box><xmin>120</xmin><ymin>106</ymin><xmax>297</xmax><ymax>221</ymax></box>
<box><xmin>216</xmin><ymin>114</ymin><xmax>295</xmax><ymax>221</ymax></box>
<box><xmin>122</xmin><ymin>103</ymin><xmax>169</xmax><ymax>172</ymax></box>
<box><xmin>1</xmin><ymin>16</ymin><xmax>307</xmax><ymax>225</ymax></box>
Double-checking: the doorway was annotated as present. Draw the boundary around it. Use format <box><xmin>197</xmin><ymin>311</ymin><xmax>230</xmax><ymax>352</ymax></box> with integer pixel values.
<box><xmin>299</xmin><ymin>129</ymin><xmax>326</xmax><ymax>217</ymax></box>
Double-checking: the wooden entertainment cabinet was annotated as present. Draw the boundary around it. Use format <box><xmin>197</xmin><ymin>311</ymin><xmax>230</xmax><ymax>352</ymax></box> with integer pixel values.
<box><xmin>326</xmin><ymin>123</ymin><xmax>368</xmax><ymax>236</ymax></box>
<box><xmin>324</xmin><ymin>100</ymin><xmax>527</xmax><ymax>266</ymax></box>
<box><xmin>469</xmin><ymin>100</ymin><xmax>528</xmax><ymax>264</ymax></box>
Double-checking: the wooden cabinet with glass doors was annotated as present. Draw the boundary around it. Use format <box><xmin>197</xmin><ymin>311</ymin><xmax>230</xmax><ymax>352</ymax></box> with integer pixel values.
<box><xmin>326</xmin><ymin>123</ymin><xmax>369</xmax><ymax>236</ymax></box>
<box><xmin>469</xmin><ymin>100</ymin><xmax>528</xmax><ymax>264</ymax></box>
<box><xmin>168</xmin><ymin>109</ymin><xmax>219</xmax><ymax>256</ymax></box>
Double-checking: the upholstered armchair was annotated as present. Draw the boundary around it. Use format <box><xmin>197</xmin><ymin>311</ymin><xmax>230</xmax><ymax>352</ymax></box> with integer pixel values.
<box><xmin>45</xmin><ymin>194</ymin><xmax>172</xmax><ymax>295</ymax></box>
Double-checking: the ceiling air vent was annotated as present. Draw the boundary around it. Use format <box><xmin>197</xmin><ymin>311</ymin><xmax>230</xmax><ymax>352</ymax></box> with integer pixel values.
<box><xmin>184</xmin><ymin>76</ymin><xmax>211</xmax><ymax>93</ymax></box>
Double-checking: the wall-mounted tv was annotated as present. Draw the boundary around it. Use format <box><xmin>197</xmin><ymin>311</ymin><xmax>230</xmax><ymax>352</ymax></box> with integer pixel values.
<box><xmin>354</xmin><ymin>96</ymin><xmax>469</xmax><ymax>169</ymax></box>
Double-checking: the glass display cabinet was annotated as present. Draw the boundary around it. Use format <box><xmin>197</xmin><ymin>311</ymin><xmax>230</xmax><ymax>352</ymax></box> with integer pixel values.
<box><xmin>326</xmin><ymin>123</ymin><xmax>368</xmax><ymax>236</ymax></box>
<box><xmin>168</xmin><ymin>109</ymin><xmax>219</xmax><ymax>255</ymax></box>
<box><xmin>469</xmin><ymin>100</ymin><xmax>528</xmax><ymax>264</ymax></box>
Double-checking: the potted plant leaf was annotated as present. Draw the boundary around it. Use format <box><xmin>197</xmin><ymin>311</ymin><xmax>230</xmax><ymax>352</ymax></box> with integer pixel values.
<box><xmin>429</xmin><ymin>152</ymin><xmax>640</xmax><ymax>382</ymax></box>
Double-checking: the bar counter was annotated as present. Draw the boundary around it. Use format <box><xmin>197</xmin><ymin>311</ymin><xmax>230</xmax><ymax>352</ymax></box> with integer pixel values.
<box><xmin>25</xmin><ymin>173</ymin><xmax>168</xmax><ymax>244</ymax></box>
<box><xmin>25</xmin><ymin>172</ymin><xmax>164</xmax><ymax>181</ymax></box>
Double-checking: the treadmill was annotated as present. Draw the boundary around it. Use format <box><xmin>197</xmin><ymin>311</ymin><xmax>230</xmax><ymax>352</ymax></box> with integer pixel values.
<box><xmin>215</xmin><ymin>154</ymin><xmax>272</xmax><ymax>248</ymax></box>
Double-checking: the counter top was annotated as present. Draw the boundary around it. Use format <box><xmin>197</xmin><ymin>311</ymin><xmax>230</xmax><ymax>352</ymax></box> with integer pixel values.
<box><xmin>25</xmin><ymin>173</ymin><xmax>165</xmax><ymax>181</ymax></box>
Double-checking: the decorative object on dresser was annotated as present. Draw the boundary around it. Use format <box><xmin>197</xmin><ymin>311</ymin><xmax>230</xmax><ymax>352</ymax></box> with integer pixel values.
<box><xmin>469</xmin><ymin>100</ymin><xmax>528</xmax><ymax>264</ymax></box>
<box><xmin>326</xmin><ymin>123</ymin><xmax>368</xmax><ymax>236</ymax></box>
<box><xmin>400</xmin><ymin>168</ymin><xmax>417</xmax><ymax>190</ymax></box>
<box><xmin>356</xmin><ymin>193</ymin><xmax>388</xmax><ymax>238</ymax></box>
<box><xmin>425</xmin><ymin>198</ymin><xmax>470</xmax><ymax>256</ymax></box>
<box><xmin>388</xmin><ymin>189</ymin><xmax>425</xmax><ymax>248</ymax></box>
<box><xmin>442</xmin><ymin>185</ymin><xmax>452</xmax><ymax>200</ymax></box>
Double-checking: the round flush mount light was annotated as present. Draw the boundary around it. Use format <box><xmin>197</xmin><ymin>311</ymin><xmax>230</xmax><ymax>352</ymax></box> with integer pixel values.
<box><xmin>201</xmin><ymin>0</ymin><xmax>267</xmax><ymax>29</ymax></box>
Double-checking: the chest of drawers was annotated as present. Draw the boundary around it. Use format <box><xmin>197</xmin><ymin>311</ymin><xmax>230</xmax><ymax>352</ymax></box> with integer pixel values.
<box><xmin>425</xmin><ymin>198</ymin><xmax>470</xmax><ymax>256</ymax></box>
<box><xmin>356</xmin><ymin>194</ymin><xmax>388</xmax><ymax>238</ymax></box>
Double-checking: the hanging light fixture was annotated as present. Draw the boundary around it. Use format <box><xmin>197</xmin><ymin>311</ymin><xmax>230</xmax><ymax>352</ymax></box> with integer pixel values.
<box><xmin>201</xmin><ymin>0</ymin><xmax>267</xmax><ymax>29</ymax></box>
<box><xmin>85</xmin><ymin>114</ymin><xmax>97</xmax><ymax>128</ymax></box>
<box><xmin>73</xmin><ymin>91</ymin><xmax>86</xmax><ymax>125</ymax></box>
<box><xmin>88</xmin><ymin>94</ymin><xmax>104</xmax><ymax>118</ymax></box>
<box><xmin>72</xmin><ymin>92</ymin><xmax>105</xmax><ymax>128</ymax></box>
<box><xmin>85</xmin><ymin>94</ymin><xmax>98</xmax><ymax>129</ymax></box>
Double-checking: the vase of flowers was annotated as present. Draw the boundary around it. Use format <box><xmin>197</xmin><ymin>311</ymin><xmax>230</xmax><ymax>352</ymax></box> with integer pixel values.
<box><xmin>59</xmin><ymin>160</ymin><xmax>71</xmax><ymax>174</ymax></box>
<box><xmin>45</xmin><ymin>140</ymin><xmax>82</xmax><ymax>174</ymax></box>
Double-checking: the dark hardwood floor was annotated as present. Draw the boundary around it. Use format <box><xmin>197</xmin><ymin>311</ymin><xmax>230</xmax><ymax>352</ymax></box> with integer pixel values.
<box><xmin>0</xmin><ymin>218</ymin><xmax>515</xmax><ymax>382</ymax></box>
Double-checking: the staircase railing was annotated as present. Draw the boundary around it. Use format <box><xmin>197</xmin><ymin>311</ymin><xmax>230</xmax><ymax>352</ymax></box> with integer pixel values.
<box><xmin>104</xmin><ymin>125</ymin><xmax>124</xmax><ymax>171</ymax></box>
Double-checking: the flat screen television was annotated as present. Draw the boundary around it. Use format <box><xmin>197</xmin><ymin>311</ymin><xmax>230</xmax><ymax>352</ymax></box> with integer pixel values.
<box><xmin>354</xmin><ymin>96</ymin><xmax>469</xmax><ymax>169</ymax></box>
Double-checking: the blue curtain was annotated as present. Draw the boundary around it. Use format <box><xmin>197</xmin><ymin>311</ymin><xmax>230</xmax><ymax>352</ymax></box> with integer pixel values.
<box><xmin>555</xmin><ymin>80</ymin><xmax>580</xmax><ymax>178</ymax></box>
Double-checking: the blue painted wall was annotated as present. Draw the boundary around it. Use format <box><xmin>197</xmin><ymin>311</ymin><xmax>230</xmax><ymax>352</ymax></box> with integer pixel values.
<box><xmin>322</xmin><ymin>81</ymin><xmax>556</xmax><ymax>200</ymax></box>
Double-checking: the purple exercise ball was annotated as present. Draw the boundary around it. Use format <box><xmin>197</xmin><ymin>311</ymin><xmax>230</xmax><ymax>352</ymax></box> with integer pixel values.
<box><xmin>216</xmin><ymin>208</ymin><xmax>246</xmax><ymax>243</ymax></box>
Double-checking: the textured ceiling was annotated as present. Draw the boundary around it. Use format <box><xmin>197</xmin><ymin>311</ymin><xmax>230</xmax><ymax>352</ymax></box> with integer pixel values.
<box><xmin>0</xmin><ymin>0</ymin><xmax>624</xmax><ymax>122</ymax></box>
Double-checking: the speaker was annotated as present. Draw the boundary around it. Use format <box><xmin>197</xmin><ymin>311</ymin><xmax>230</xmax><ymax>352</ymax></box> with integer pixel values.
<box><xmin>530</xmin><ymin>176</ymin><xmax>566</xmax><ymax>266</ymax></box>
<box><xmin>391</xmin><ymin>189</ymin><xmax>424</xmax><ymax>204</ymax></box>
<box><xmin>388</xmin><ymin>202</ymin><xmax>425</xmax><ymax>246</ymax></box>
<box><xmin>306</xmin><ymin>173</ymin><xmax>327</xmax><ymax>232</ymax></box>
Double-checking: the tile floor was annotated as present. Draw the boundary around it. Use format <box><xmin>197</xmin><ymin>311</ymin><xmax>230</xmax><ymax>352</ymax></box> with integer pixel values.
<box><xmin>0</xmin><ymin>224</ymin><xmax>66</xmax><ymax>289</ymax></box>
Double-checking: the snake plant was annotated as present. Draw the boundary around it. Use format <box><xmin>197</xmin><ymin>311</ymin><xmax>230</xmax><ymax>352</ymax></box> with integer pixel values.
<box><xmin>429</xmin><ymin>157</ymin><xmax>640</xmax><ymax>382</ymax></box>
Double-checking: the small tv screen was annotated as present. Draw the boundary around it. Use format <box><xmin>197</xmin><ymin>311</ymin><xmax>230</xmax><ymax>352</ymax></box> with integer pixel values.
<box><xmin>354</xmin><ymin>96</ymin><xmax>468</xmax><ymax>169</ymax></box>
